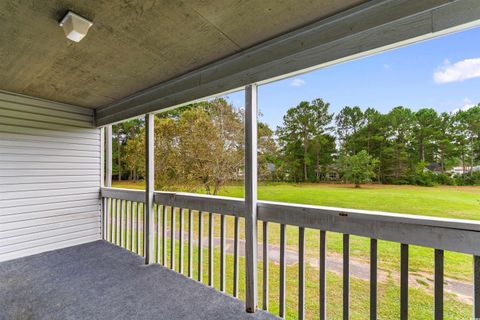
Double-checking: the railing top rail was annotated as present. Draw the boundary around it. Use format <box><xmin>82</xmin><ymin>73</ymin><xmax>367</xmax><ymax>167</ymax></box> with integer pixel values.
<box><xmin>258</xmin><ymin>200</ymin><xmax>480</xmax><ymax>232</ymax></box>
<box><xmin>154</xmin><ymin>191</ymin><xmax>244</xmax><ymax>217</ymax></box>
<box><xmin>101</xmin><ymin>187</ymin><xmax>145</xmax><ymax>203</ymax></box>
<box><xmin>101</xmin><ymin>187</ymin><xmax>480</xmax><ymax>254</ymax></box>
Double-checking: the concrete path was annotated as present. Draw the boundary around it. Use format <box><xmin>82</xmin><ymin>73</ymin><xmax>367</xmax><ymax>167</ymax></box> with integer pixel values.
<box><xmin>193</xmin><ymin>235</ymin><xmax>473</xmax><ymax>305</ymax></box>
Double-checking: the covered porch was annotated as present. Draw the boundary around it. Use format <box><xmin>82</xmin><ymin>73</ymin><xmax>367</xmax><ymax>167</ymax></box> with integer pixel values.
<box><xmin>0</xmin><ymin>240</ymin><xmax>274</xmax><ymax>320</ymax></box>
<box><xmin>2</xmin><ymin>0</ymin><xmax>480</xmax><ymax>319</ymax></box>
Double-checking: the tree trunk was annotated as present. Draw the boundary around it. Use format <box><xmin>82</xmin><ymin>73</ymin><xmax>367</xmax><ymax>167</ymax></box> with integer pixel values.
<box><xmin>303</xmin><ymin>135</ymin><xmax>308</xmax><ymax>182</ymax></box>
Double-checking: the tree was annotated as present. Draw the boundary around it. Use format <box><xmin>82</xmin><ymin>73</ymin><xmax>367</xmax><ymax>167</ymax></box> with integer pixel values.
<box><xmin>383</xmin><ymin>106</ymin><xmax>414</xmax><ymax>181</ymax></box>
<box><xmin>335</xmin><ymin>106</ymin><xmax>365</xmax><ymax>154</ymax></box>
<box><xmin>258</xmin><ymin>122</ymin><xmax>280</xmax><ymax>181</ymax></box>
<box><xmin>341</xmin><ymin>150</ymin><xmax>379</xmax><ymax>188</ymax></box>
<box><xmin>413</xmin><ymin>108</ymin><xmax>440</xmax><ymax>163</ymax></box>
<box><xmin>276</xmin><ymin>99</ymin><xmax>333</xmax><ymax>181</ymax></box>
<box><xmin>176</xmin><ymin>99</ymin><xmax>244</xmax><ymax>194</ymax></box>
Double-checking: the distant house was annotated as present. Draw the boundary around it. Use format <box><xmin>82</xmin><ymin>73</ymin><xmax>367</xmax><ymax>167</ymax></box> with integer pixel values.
<box><xmin>448</xmin><ymin>166</ymin><xmax>480</xmax><ymax>175</ymax></box>
<box><xmin>425</xmin><ymin>163</ymin><xmax>442</xmax><ymax>173</ymax></box>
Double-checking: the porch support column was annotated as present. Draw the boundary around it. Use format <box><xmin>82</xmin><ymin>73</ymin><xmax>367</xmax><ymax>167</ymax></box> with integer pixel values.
<box><xmin>245</xmin><ymin>84</ymin><xmax>258</xmax><ymax>313</ymax></box>
<box><xmin>106</xmin><ymin>125</ymin><xmax>112</xmax><ymax>187</ymax></box>
<box><xmin>145</xmin><ymin>113</ymin><xmax>155</xmax><ymax>264</ymax></box>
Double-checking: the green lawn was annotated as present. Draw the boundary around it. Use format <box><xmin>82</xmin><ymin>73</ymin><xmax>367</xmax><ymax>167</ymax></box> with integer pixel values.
<box><xmin>110</xmin><ymin>181</ymin><xmax>479</xmax><ymax>318</ymax></box>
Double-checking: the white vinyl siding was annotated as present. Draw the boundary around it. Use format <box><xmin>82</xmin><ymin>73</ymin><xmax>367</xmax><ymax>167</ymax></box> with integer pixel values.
<box><xmin>0</xmin><ymin>91</ymin><xmax>101</xmax><ymax>262</ymax></box>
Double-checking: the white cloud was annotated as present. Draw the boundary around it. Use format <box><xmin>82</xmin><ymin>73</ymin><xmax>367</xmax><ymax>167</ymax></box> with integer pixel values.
<box><xmin>452</xmin><ymin>98</ymin><xmax>476</xmax><ymax>113</ymax></box>
<box><xmin>434</xmin><ymin>58</ymin><xmax>480</xmax><ymax>84</ymax></box>
<box><xmin>290</xmin><ymin>78</ymin><xmax>306</xmax><ymax>87</ymax></box>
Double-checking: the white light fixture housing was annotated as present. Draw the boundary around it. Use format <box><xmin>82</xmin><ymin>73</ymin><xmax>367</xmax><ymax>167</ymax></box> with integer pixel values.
<box><xmin>59</xmin><ymin>11</ymin><xmax>93</xmax><ymax>42</ymax></box>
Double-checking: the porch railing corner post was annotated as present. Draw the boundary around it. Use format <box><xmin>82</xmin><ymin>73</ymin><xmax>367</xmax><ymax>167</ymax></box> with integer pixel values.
<box><xmin>245</xmin><ymin>83</ymin><xmax>258</xmax><ymax>313</ymax></box>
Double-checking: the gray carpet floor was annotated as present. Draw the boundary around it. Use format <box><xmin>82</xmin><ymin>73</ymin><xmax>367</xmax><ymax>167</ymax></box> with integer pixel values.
<box><xmin>0</xmin><ymin>240</ymin><xmax>277</xmax><ymax>320</ymax></box>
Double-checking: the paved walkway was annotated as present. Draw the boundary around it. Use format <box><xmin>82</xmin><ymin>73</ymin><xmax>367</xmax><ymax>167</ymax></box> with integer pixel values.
<box><xmin>198</xmin><ymin>235</ymin><xmax>473</xmax><ymax>304</ymax></box>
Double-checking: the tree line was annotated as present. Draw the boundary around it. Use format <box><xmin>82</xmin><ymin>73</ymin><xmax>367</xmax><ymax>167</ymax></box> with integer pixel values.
<box><xmin>111</xmin><ymin>97</ymin><xmax>480</xmax><ymax>193</ymax></box>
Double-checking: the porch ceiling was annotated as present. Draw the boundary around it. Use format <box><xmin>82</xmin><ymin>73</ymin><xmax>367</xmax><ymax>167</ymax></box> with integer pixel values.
<box><xmin>0</xmin><ymin>0</ymin><xmax>363</xmax><ymax>109</ymax></box>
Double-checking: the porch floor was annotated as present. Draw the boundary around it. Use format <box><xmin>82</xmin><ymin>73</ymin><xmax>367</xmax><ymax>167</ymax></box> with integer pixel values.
<box><xmin>0</xmin><ymin>240</ymin><xmax>276</xmax><ymax>320</ymax></box>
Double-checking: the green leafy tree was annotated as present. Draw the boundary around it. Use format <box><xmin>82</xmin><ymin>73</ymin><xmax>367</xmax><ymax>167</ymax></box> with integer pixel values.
<box><xmin>276</xmin><ymin>99</ymin><xmax>333</xmax><ymax>181</ymax></box>
<box><xmin>341</xmin><ymin>150</ymin><xmax>379</xmax><ymax>188</ymax></box>
<box><xmin>335</xmin><ymin>106</ymin><xmax>365</xmax><ymax>155</ymax></box>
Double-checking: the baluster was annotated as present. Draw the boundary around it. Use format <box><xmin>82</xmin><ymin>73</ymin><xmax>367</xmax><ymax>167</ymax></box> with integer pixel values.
<box><xmin>132</xmin><ymin>202</ymin><xmax>136</xmax><ymax>253</ymax></box>
<box><xmin>111</xmin><ymin>199</ymin><xmax>115</xmax><ymax>243</ymax></box>
<box><xmin>371</xmin><ymin>239</ymin><xmax>378</xmax><ymax>320</ymax></box>
<box><xmin>171</xmin><ymin>207</ymin><xmax>176</xmax><ymax>270</ymax></box>
<box><xmin>279</xmin><ymin>223</ymin><xmax>286</xmax><ymax>318</ymax></box>
<box><xmin>179</xmin><ymin>208</ymin><xmax>185</xmax><ymax>274</ymax></box>
<box><xmin>208</xmin><ymin>212</ymin><xmax>214</xmax><ymax>286</ymax></box>
<box><xmin>116</xmin><ymin>199</ymin><xmax>121</xmax><ymax>245</ymax></box>
<box><xmin>188</xmin><ymin>209</ymin><xmax>193</xmax><ymax>278</ymax></box>
<box><xmin>142</xmin><ymin>203</ymin><xmax>146</xmax><ymax>257</ymax></box>
<box><xmin>102</xmin><ymin>198</ymin><xmax>107</xmax><ymax>240</ymax></box>
<box><xmin>298</xmin><ymin>227</ymin><xmax>305</xmax><ymax>320</ymax></box>
<box><xmin>263</xmin><ymin>221</ymin><xmax>269</xmax><ymax>311</ymax></box>
<box><xmin>198</xmin><ymin>211</ymin><xmax>204</xmax><ymax>282</ymax></box>
<box><xmin>401</xmin><ymin>244</ymin><xmax>409</xmax><ymax>320</ymax></box>
<box><xmin>320</xmin><ymin>230</ymin><xmax>327</xmax><ymax>320</ymax></box>
<box><xmin>157</xmin><ymin>205</ymin><xmax>161</xmax><ymax>263</ymax></box>
<box><xmin>343</xmin><ymin>234</ymin><xmax>350</xmax><ymax>320</ymax></box>
<box><xmin>130</xmin><ymin>201</ymin><xmax>134</xmax><ymax>252</ymax></box>
<box><xmin>233</xmin><ymin>216</ymin><xmax>239</xmax><ymax>297</ymax></box>
<box><xmin>120</xmin><ymin>200</ymin><xmax>125</xmax><ymax>248</ymax></box>
<box><xmin>474</xmin><ymin>255</ymin><xmax>480</xmax><ymax>318</ymax></box>
<box><xmin>137</xmin><ymin>202</ymin><xmax>141</xmax><ymax>255</ymax></box>
<box><xmin>108</xmin><ymin>198</ymin><xmax>112</xmax><ymax>242</ymax></box>
<box><xmin>162</xmin><ymin>205</ymin><xmax>167</xmax><ymax>265</ymax></box>
<box><xmin>220</xmin><ymin>214</ymin><xmax>226</xmax><ymax>292</ymax></box>
<box><xmin>434</xmin><ymin>249</ymin><xmax>443</xmax><ymax>320</ymax></box>
<box><xmin>126</xmin><ymin>201</ymin><xmax>130</xmax><ymax>250</ymax></box>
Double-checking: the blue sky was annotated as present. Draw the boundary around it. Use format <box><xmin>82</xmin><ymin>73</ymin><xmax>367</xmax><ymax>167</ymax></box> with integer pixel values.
<box><xmin>225</xmin><ymin>26</ymin><xmax>480</xmax><ymax>129</ymax></box>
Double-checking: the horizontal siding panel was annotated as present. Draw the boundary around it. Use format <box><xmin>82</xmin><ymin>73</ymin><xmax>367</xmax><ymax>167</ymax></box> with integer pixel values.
<box><xmin>0</xmin><ymin>181</ymin><xmax>99</xmax><ymax>193</ymax></box>
<box><xmin>0</xmin><ymin>92</ymin><xmax>100</xmax><ymax>262</ymax></box>
<box><xmin>0</xmin><ymin>162</ymin><xmax>99</xmax><ymax>170</ymax></box>
<box><xmin>0</xmin><ymin>192</ymin><xmax>99</xmax><ymax>208</ymax></box>
<box><xmin>1</xmin><ymin>221</ymin><xmax>100</xmax><ymax>246</ymax></box>
<box><xmin>0</xmin><ymin>199</ymin><xmax>100</xmax><ymax>216</ymax></box>
<box><xmin>0</xmin><ymin>137</ymin><xmax>98</xmax><ymax>151</ymax></box>
<box><xmin>0</xmin><ymin>187</ymin><xmax>100</xmax><ymax>201</ymax></box>
<box><xmin>0</xmin><ymin>90</ymin><xmax>93</xmax><ymax>116</ymax></box>
<box><xmin>0</xmin><ymin>235</ymin><xmax>101</xmax><ymax>262</ymax></box>
<box><xmin>0</xmin><ymin>230</ymin><xmax>101</xmax><ymax>255</ymax></box>
<box><xmin>0</xmin><ymin>154</ymin><xmax>99</xmax><ymax>163</ymax></box>
<box><xmin>0</xmin><ymin>108</ymin><xmax>92</xmax><ymax>128</ymax></box>
<box><xmin>0</xmin><ymin>169</ymin><xmax>99</xmax><ymax>177</ymax></box>
<box><xmin>0</xmin><ymin>99</ymin><xmax>93</xmax><ymax>122</ymax></box>
<box><xmin>0</xmin><ymin>146</ymin><xmax>99</xmax><ymax>158</ymax></box>
<box><xmin>0</xmin><ymin>124</ymin><xmax>99</xmax><ymax>141</ymax></box>
<box><xmin>0</xmin><ymin>205</ymin><xmax>99</xmax><ymax>224</ymax></box>
<box><xmin>2</xmin><ymin>146</ymin><xmax>100</xmax><ymax>159</ymax></box>
<box><xmin>1</xmin><ymin>176</ymin><xmax>98</xmax><ymax>185</ymax></box>
<box><xmin>0</xmin><ymin>130</ymin><xmax>99</xmax><ymax>146</ymax></box>
<box><xmin>0</xmin><ymin>117</ymin><xmax>99</xmax><ymax>137</ymax></box>
<box><xmin>0</xmin><ymin>217</ymin><xmax>100</xmax><ymax>239</ymax></box>
<box><xmin>0</xmin><ymin>212</ymin><xmax>99</xmax><ymax>232</ymax></box>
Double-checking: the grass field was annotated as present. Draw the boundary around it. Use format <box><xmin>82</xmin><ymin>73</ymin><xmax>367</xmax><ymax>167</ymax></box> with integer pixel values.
<box><xmin>111</xmin><ymin>181</ymin><xmax>480</xmax><ymax>318</ymax></box>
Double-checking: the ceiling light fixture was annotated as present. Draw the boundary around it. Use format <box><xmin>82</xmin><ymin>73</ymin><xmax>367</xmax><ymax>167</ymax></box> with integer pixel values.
<box><xmin>59</xmin><ymin>11</ymin><xmax>93</xmax><ymax>43</ymax></box>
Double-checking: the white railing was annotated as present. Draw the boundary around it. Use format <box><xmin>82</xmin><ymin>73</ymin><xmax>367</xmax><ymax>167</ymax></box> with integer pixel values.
<box><xmin>100</xmin><ymin>187</ymin><xmax>480</xmax><ymax>319</ymax></box>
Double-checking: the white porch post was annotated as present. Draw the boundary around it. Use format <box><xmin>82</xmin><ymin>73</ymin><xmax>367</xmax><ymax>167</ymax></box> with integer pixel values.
<box><xmin>106</xmin><ymin>125</ymin><xmax>112</xmax><ymax>187</ymax></box>
<box><xmin>100</xmin><ymin>127</ymin><xmax>105</xmax><ymax>239</ymax></box>
<box><xmin>245</xmin><ymin>84</ymin><xmax>258</xmax><ymax>312</ymax></box>
<box><xmin>103</xmin><ymin>126</ymin><xmax>112</xmax><ymax>241</ymax></box>
<box><xmin>145</xmin><ymin>113</ymin><xmax>155</xmax><ymax>264</ymax></box>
